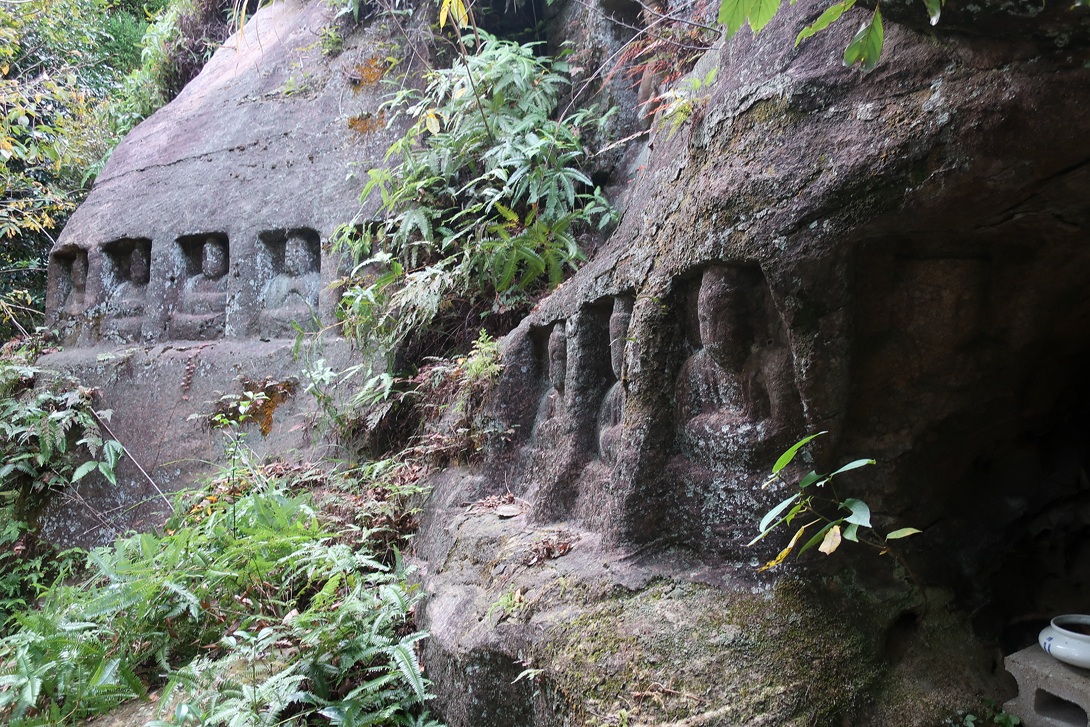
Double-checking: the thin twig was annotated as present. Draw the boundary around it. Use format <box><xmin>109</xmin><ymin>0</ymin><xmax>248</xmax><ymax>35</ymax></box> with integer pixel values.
<box><xmin>0</xmin><ymin>267</ymin><xmax>47</xmax><ymax>274</ymax></box>
<box><xmin>0</xmin><ymin>299</ymin><xmax>32</xmax><ymax>338</ymax></box>
<box><xmin>636</xmin><ymin>0</ymin><xmax>721</xmax><ymax>33</ymax></box>
<box><xmin>89</xmin><ymin>410</ymin><xmax>173</xmax><ymax>509</ymax></box>
<box><xmin>452</xmin><ymin>8</ymin><xmax>496</xmax><ymax>145</ymax></box>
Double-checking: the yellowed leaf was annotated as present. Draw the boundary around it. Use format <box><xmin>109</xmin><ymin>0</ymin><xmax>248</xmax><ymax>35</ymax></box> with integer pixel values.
<box><xmin>759</xmin><ymin>521</ymin><xmax>815</xmax><ymax>571</ymax></box>
<box><xmin>452</xmin><ymin>86</ymin><xmax>467</xmax><ymax>100</ymax></box>
<box><xmin>818</xmin><ymin>524</ymin><xmax>842</xmax><ymax>555</ymax></box>
<box><xmin>424</xmin><ymin>110</ymin><xmax>440</xmax><ymax>135</ymax></box>
<box><xmin>439</xmin><ymin>0</ymin><xmax>451</xmax><ymax>28</ymax></box>
<box><xmin>452</xmin><ymin>0</ymin><xmax>469</xmax><ymax>27</ymax></box>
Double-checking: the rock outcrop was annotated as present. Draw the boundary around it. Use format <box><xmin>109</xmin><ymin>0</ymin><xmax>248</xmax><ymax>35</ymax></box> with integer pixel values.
<box><xmin>40</xmin><ymin>0</ymin><xmax>1090</xmax><ymax>722</ymax></box>
<box><xmin>415</xmin><ymin>0</ymin><xmax>1090</xmax><ymax>723</ymax></box>
<box><xmin>39</xmin><ymin>0</ymin><xmax>416</xmax><ymax>546</ymax></box>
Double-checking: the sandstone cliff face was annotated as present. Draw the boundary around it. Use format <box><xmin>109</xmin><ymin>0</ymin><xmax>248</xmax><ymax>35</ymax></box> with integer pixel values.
<box><xmin>40</xmin><ymin>0</ymin><xmax>1090</xmax><ymax>721</ymax></box>
<box><xmin>38</xmin><ymin>0</ymin><xmax>415</xmax><ymax>546</ymax></box>
<box><xmin>416</xmin><ymin>0</ymin><xmax>1090</xmax><ymax>723</ymax></box>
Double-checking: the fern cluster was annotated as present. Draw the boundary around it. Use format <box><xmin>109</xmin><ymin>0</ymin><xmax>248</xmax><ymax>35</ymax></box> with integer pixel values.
<box><xmin>0</xmin><ymin>468</ymin><xmax>439</xmax><ymax>727</ymax></box>
<box><xmin>336</xmin><ymin>31</ymin><xmax>616</xmax><ymax>352</ymax></box>
<box><xmin>0</xmin><ymin>343</ymin><xmax>123</xmax><ymax>633</ymax></box>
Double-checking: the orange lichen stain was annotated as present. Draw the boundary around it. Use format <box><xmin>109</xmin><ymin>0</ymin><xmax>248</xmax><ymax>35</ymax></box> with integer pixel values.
<box><xmin>347</xmin><ymin>110</ymin><xmax>386</xmax><ymax>135</ymax></box>
<box><xmin>212</xmin><ymin>376</ymin><xmax>297</xmax><ymax>437</ymax></box>
<box><xmin>345</xmin><ymin>56</ymin><xmax>386</xmax><ymax>92</ymax></box>
<box><xmin>242</xmin><ymin>377</ymin><xmax>296</xmax><ymax>436</ymax></box>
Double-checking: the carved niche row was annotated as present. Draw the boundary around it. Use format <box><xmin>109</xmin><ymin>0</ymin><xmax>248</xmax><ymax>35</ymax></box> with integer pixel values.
<box><xmin>519</xmin><ymin>263</ymin><xmax>803</xmax><ymax>553</ymax></box>
<box><xmin>49</xmin><ymin>228</ymin><xmax>327</xmax><ymax>344</ymax></box>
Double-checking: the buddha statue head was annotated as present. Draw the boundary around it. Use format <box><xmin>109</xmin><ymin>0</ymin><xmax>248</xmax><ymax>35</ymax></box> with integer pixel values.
<box><xmin>697</xmin><ymin>265</ymin><xmax>758</xmax><ymax>371</ymax></box>
<box><xmin>201</xmin><ymin>238</ymin><xmax>228</xmax><ymax>279</ymax></box>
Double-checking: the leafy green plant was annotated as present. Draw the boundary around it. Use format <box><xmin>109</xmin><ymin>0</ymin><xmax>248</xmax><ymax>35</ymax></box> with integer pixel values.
<box><xmin>319</xmin><ymin>25</ymin><xmax>344</xmax><ymax>56</ymax></box>
<box><xmin>486</xmin><ymin>586</ymin><xmax>525</xmax><ymax>626</ymax></box>
<box><xmin>959</xmin><ymin>699</ymin><xmax>1021</xmax><ymax>727</ymax></box>
<box><xmin>460</xmin><ymin>329</ymin><xmax>501</xmax><ymax>384</ymax></box>
<box><xmin>751</xmin><ymin>432</ymin><xmax>920</xmax><ymax>571</ymax></box>
<box><xmin>717</xmin><ymin>0</ymin><xmax>945</xmax><ymax>73</ymax></box>
<box><xmin>653</xmin><ymin>67</ymin><xmax>717</xmax><ymax>137</ymax></box>
<box><xmin>336</xmin><ymin>31</ymin><xmax>616</xmax><ymax>355</ymax></box>
<box><xmin>0</xmin><ymin>463</ymin><xmax>440</xmax><ymax>727</ymax></box>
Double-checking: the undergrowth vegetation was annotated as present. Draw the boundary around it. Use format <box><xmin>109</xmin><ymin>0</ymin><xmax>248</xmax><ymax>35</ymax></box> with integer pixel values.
<box><xmin>0</xmin><ymin>334</ymin><xmax>123</xmax><ymax>633</ymax></box>
<box><xmin>0</xmin><ymin>454</ymin><xmax>438</xmax><ymax>726</ymax></box>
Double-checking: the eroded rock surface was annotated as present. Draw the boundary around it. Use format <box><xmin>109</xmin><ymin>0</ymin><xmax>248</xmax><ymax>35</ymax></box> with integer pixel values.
<box><xmin>46</xmin><ymin>0</ymin><xmax>412</xmax><ymax>347</ymax></box>
<box><xmin>39</xmin><ymin>0</ymin><xmax>416</xmax><ymax>546</ymax></box>
<box><xmin>38</xmin><ymin>0</ymin><xmax>1090</xmax><ymax>719</ymax></box>
<box><xmin>416</xmin><ymin>0</ymin><xmax>1090</xmax><ymax>723</ymax></box>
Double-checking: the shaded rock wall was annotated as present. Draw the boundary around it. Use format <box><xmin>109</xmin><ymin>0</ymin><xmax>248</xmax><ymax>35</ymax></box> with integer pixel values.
<box><xmin>35</xmin><ymin>0</ymin><xmax>1090</xmax><ymax>719</ymax></box>
<box><xmin>417</xmin><ymin>0</ymin><xmax>1090</xmax><ymax>723</ymax></box>
<box><xmin>470</xmin><ymin>0</ymin><xmax>1090</xmax><ymax>604</ymax></box>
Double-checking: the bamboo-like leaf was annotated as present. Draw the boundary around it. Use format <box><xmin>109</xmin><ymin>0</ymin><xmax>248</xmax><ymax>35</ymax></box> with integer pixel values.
<box><xmin>759</xmin><ymin>520</ymin><xmax>815</xmax><ymax>571</ymax></box>
<box><xmin>923</xmin><ymin>0</ymin><xmax>942</xmax><ymax>25</ymax></box>
<box><xmin>773</xmin><ymin>432</ymin><xmax>826</xmax><ymax>473</ymax></box>
<box><xmin>452</xmin><ymin>0</ymin><xmax>469</xmax><ymax>27</ymax></box>
<box><xmin>438</xmin><ymin>0</ymin><xmax>452</xmax><ymax>28</ymax></box>
<box><xmin>759</xmin><ymin>493</ymin><xmax>801</xmax><ymax>534</ymax></box>
<box><xmin>843</xmin><ymin>522</ymin><xmax>859</xmax><ymax>542</ymax></box>
<box><xmin>830</xmin><ymin>458</ymin><xmax>874</xmax><ymax>476</ymax></box>
<box><xmin>886</xmin><ymin>527</ymin><xmax>922</xmax><ymax>539</ymax></box>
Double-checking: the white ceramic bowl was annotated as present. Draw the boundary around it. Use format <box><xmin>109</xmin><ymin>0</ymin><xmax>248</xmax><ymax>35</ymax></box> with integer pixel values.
<box><xmin>1039</xmin><ymin>614</ymin><xmax>1090</xmax><ymax>669</ymax></box>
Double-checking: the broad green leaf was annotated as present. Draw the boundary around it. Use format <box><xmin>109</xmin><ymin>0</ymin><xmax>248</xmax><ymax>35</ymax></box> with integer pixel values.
<box><xmin>759</xmin><ymin>493</ymin><xmax>800</xmax><ymax>534</ymax></box>
<box><xmin>72</xmin><ymin>460</ymin><xmax>98</xmax><ymax>483</ymax></box>
<box><xmin>749</xmin><ymin>0</ymin><xmax>783</xmax><ymax>32</ymax></box>
<box><xmin>818</xmin><ymin>524</ymin><xmax>842</xmax><ymax>554</ymax></box>
<box><xmin>773</xmin><ymin>431</ymin><xmax>826</xmax><ymax>473</ymax></box>
<box><xmin>831</xmin><ymin>458</ymin><xmax>875</xmax><ymax>476</ymax></box>
<box><xmin>719</xmin><ymin>0</ymin><xmax>757</xmax><ymax>36</ymax></box>
<box><xmin>843</xmin><ymin>522</ymin><xmax>859</xmax><ymax>541</ymax></box>
<box><xmin>798</xmin><ymin>470</ymin><xmax>821</xmax><ymax>488</ymax></box>
<box><xmin>98</xmin><ymin>462</ymin><xmax>117</xmax><ymax>486</ymax></box>
<box><xmin>841</xmin><ymin>498</ymin><xmax>871</xmax><ymax>527</ymax></box>
<box><xmin>795</xmin><ymin>0</ymin><xmax>857</xmax><ymax>46</ymax></box>
<box><xmin>843</xmin><ymin>5</ymin><xmax>884</xmax><ymax>72</ymax></box>
<box><xmin>886</xmin><ymin>527</ymin><xmax>922</xmax><ymax>539</ymax></box>
<box><xmin>923</xmin><ymin>0</ymin><xmax>942</xmax><ymax>25</ymax></box>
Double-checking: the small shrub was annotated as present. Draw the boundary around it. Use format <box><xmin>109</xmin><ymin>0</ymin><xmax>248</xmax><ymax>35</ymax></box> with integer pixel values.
<box><xmin>0</xmin><ymin>466</ymin><xmax>440</xmax><ymax>727</ymax></box>
<box><xmin>335</xmin><ymin>32</ymin><xmax>616</xmax><ymax>356</ymax></box>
